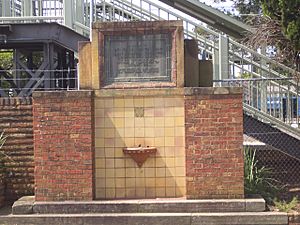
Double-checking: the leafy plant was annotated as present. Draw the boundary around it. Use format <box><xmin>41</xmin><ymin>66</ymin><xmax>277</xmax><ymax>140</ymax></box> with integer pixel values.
<box><xmin>274</xmin><ymin>196</ymin><xmax>298</xmax><ymax>212</ymax></box>
<box><xmin>244</xmin><ymin>147</ymin><xmax>282</xmax><ymax>203</ymax></box>
<box><xmin>0</xmin><ymin>132</ymin><xmax>8</xmax><ymax>169</ymax></box>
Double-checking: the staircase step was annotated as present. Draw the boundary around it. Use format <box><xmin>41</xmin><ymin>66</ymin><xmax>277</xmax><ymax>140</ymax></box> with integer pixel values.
<box><xmin>12</xmin><ymin>197</ymin><xmax>266</xmax><ymax>214</ymax></box>
<box><xmin>0</xmin><ymin>212</ymin><xmax>288</xmax><ymax>225</ymax></box>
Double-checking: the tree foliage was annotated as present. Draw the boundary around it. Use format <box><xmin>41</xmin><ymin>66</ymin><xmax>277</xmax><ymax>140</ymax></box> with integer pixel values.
<box><xmin>261</xmin><ymin>0</ymin><xmax>300</xmax><ymax>51</ymax></box>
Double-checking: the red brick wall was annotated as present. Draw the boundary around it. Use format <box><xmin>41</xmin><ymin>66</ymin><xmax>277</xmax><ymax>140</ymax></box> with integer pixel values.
<box><xmin>33</xmin><ymin>91</ymin><xmax>94</xmax><ymax>201</ymax></box>
<box><xmin>185</xmin><ymin>88</ymin><xmax>244</xmax><ymax>199</ymax></box>
<box><xmin>0</xmin><ymin>169</ymin><xmax>5</xmax><ymax>207</ymax></box>
<box><xmin>0</xmin><ymin>97</ymin><xmax>34</xmax><ymax>202</ymax></box>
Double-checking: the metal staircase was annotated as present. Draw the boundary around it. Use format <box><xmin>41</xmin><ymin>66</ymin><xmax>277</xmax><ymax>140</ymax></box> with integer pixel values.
<box><xmin>0</xmin><ymin>0</ymin><xmax>299</xmax><ymax>139</ymax></box>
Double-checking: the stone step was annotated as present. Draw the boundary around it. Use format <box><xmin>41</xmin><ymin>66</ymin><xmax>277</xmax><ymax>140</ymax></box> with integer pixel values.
<box><xmin>12</xmin><ymin>196</ymin><xmax>266</xmax><ymax>214</ymax></box>
<box><xmin>0</xmin><ymin>212</ymin><xmax>288</xmax><ymax>225</ymax></box>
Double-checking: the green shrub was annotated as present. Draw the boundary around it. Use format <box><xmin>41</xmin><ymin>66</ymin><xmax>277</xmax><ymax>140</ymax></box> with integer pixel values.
<box><xmin>0</xmin><ymin>132</ymin><xmax>8</xmax><ymax>169</ymax></box>
<box><xmin>244</xmin><ymin>147</ymin><xmax>282</xmax><ymax>203</ymax></box>
<box><xmin>274</xmin><ymin>197</ymin><xmax>298</xmax><ymax>212</ymax></box>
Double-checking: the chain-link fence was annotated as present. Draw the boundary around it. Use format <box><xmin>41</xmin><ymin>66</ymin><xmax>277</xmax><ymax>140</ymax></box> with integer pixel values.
<box><xmin>244</xmin><ymin>113</ymin><xmax>300</xmax><ymax>199</ymax></box>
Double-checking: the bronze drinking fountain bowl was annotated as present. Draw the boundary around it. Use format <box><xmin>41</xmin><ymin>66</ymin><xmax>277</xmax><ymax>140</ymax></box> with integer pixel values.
<box><xmin>123</xmin><ymin>146</ymin><xmax>157</xmax><ymax>168</ymax></box>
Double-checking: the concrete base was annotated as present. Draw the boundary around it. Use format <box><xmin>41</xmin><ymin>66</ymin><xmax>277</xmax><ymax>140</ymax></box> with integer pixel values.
<box><xmin>0</xmin><ymin>196</ymin><xmax>288</xmax><ymax>225</ymax></box>
<box><xmin>12</xmin><ymin>196</ymin><xmax>265</xmax><ymax>214</ymax></box>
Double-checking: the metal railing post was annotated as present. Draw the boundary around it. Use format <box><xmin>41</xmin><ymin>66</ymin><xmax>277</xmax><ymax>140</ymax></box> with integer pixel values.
<box><xmin>2</xmin><ymin>0</ymin><xmax>11</xmax><ymax>17</ymax></box>
<box><xmin>219</xmin><ymin>34</ymin><xmax>229</xmax><ymax>80</ymax></box>
<box><xmin>22</xmin><ymin>0</ymin><xmax>32</xmax><ymax>16</ymax></box>
<box><xmin>64</xmin><ymin>0</ymin><xmax>74</xmax><ymax>29</ymax></box>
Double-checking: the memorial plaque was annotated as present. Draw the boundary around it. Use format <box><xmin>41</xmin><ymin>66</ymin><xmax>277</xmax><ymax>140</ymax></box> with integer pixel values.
<box><xmin>104</xmin><ymin>34</ymin><xmax>172</xmax><ymax>84</ymax></box>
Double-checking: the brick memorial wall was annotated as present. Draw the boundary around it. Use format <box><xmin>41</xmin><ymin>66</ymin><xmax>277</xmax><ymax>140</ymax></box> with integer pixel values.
<box><xmin>33</xmin><ymin>91</ymin><xmax>94</xmax><ymax>201</ymax></box>
<box><xmin>0</xmin><ymin>97</ymin><xmax>34</xmax><ymax>202</ymax></box>
<box><xmin>185</xmin><ymin>88</ymin><xmax>244</xmax><ymax>199</ymax></box>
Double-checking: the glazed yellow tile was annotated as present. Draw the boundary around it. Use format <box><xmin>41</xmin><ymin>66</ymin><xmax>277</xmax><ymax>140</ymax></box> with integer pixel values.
<box><xmin>104</xmin><ymin>138</ymin><xmax>114</xmax><ymax>147</ymax></box>
<box><xmin>114</xmin><ymin>109</ymin><xmax>125</xmax><ymax>118</ymax></box>
<box><xmin>116</xmin><ymin>188</ymin><xmax>126</xmax><ymax>198</ymax></box>
<box><xmin>134</xmin><ymin>138</ymin><xmax>145</xmax><ymax>146</ymax></box>
<box><xmin>126</xmin><ymin>178</ymin><xmax>136</xmax><ymax>188</ymax></box>
<box><xmin>115</xmin><ymin>148</ymin><xmax>124</xmax><ymax>157</ymax></box>
<box><xmin>164</xmin><ymin>147</ymin><xmax>175</xmax><ymax>157</ymax></box>
<box><xmin>154</xmin><ymin>98</ymin><xmax>164</xmax><ymax>107</ymax></box>
<box><xmin>144</xmin><ymin>117</ymin><xmax>154</xmax><ymax>127</ymax></box>
<box><xmin>124</xmin><ymin>108</ymin><xmax>134</xmax><ymax>118</ymax></box>
<box><xmin>165</xmin><ymin>157</ymin><xmax>175</xmax><ymax>167</ymax></box>
<box><xmin>106</xmin><ymin>188</ymin><xmax>116</xmax><ymax>198</ymax></box>
<box><xmin>104</xmin><ymin>148</ymin><xmax>115</xmax><ymax>157</ymax></box>
<box><xmin>105</xmin><ymin>158</ymin><xmax>115</xmax><ymax>168</ymax></box>
<box><xmin>135</xmin><ymin>128</ymin><xmax>145</xmax><ymax>137</ymax></box>
<box><xmin>136</xmin><ymin>188</ymin><xmax>146</xmax><ymax>198</ymax></box>
<box><xmin>175</xmin><ymin>167</ymin><xmax>186</xmax><ymax>177</ymax></box>
<box><xmin>124</xmin><ymin>128</ymin><xmax>134</xmax><ymax>138</ymax></box>
<box><xmin>156</xmin><ymin>187</ymin><xmax>166</xmax><ymax>197</ymax></box>
<box><xmin>115</xmin><ymin>168</ymin><xmax>126</xmax><ymax>178</ymax></box>
<box><xmin>164</xmin><ymin>127</ymin><xmax>175</xmax><ymax>137</ymax></box>
<box><xmin>95</xmin><ymin>158</ymin><xmax>105</xmax><ymax>168</ymax></box>
<box><xmin>114</xmin><ymin>118</ymin><xmax>124</xmax><ymax>127</ymax></box>
<box><xmin>164</xmin><ymin>107</ymin><xmax>174</xmax><ymax>117</ymax></box>
<box><xmin>134</xmin><ymin>97</ymin><xmax>144</xmax><ymax>107</ymax></box>
<box><xmin>114</xmin><ymin>98</ymin><xmax>125</xmax><ymax>108</ymax></box>
<box><xmin>144</xmin><ymin>137</ymin><xmax>154</xmax><ymax>147</ymax></box>
<box><xmin>96</xmin><ymin>168</ymin><xmax>105</xmax><ymax>178</ymax></box>
<box><xmin>175</xmin><ymin>127</ymin><xmax>185</xmax><ymax>136</ymax></box>
<box><xmin>136</xmin><ymin>178</ymin><xmax>145</xmax><ymax>187</ymax></box>
<box><xmin>156</xmin><ymin>168</ymin><xmax>166</xmax><ymax>177</ymax></box>
<box><xmin>124</xmin><ymin>138</ymin><xmax>134</xmax><ymax>147</ymax></box>
<box><xmin>164</xmin><ymin>117</ymin><xmax>175</xmax><ymax>127</ymax></box>
<box><xmin>95</xmin><ymin>138</ymin><xmax>104</xmax><ymax>148</ymax></box>
<box><xmin>154</xmin><ymin>127</ymin><xmax>164</xmax><ymax>137</ymax></box>
<box><xmin>145</xmin><ymin>178</ymin><xmax>156</xmax><ymax>187</ymax></box>
<box><xmin>145</xmin><ymin>188</ymin><xmax>156</xmax><ymax>197</ymax></box>
<box><xmin>174</xmin><ymin>107</ymin><xmax>184</xmax><ymax>116</ymax></box>
<box><xmin>175</xmin><ymin>117</ymin><xmax>185</xmax><ymax>126</ymax></box>
<box><xmin>104</xmin><ymin>128</ymin><xmax>115</xmax><ymax>138</ymax></box>
<box><xmin>145</xmin><ymin>168</ymin><xmax>155</xmax><ymax>177</ymax></box>
<box><xmin>115</xmin><ymin>178</ymin><xmax>125</xmax><ymax>188</ymax></box>
<box><xmin>94</xmin><ymin>99</ymin><xmax>104</xmax><ymax>109</ymax></box>
<box><xmin>104</xmin><ymin>118</ymin><xmax>114</xmax><ymax>128</ymax></box>
<box><xmin>104</xmin><ymin>99</ymin><xmax>114</xmax><ymax>108</ymax></box>
<box><xmin>165</xmin><ymin>137</ymin><xmax>175</xmax><ymax>147</ymax></box>
<box><xmin>144</xmin><ymin>98</ymin><xmax>154</xmax><ymax>107</ymax></box>
<box><xmin>135</xmin><ymin>168</ymin><xmax>145</xmax><ymax>177</ymax></box>
<box><xmin>105</xmin><ymin>168</ymin><xmax>115</xmax><ymax>178</ymax></box>
<box><xmin>154</xmin><ymin>137</ymin><xmax>164</xmax><ymax>146</ymax></box>
<box><xmin>95</xmin><ymin>147</ymin><xmax>105</xmax><ymax>158</ymax></box>
<box><xmin>166</xmin><ymin>177</ymin><xmax>176</xmax><ymax>187</ymax></box>
<box><xmin>126</xmin><ymin>168</ymin><xmax>136</xmax><ymax>177</ymax></box>
<box><xmin>145</xmin><ymin>128</ymin><xmax>155</xmax><ymax>137</ymax></box>
<box><xmin>115</xmin><ymin>128</ymin><xmax>125</xmax><ymax>138</ymax></box>
<box><xmin>144</xmin><ymin>108</ymin><xmax>154</xmax><ymax>117</ymax></box>
<box><xmin>96</xmin><ymin>178</ymin><xmax>105</xmax><ymax>188</ymax></box>
<box><xmin>154</xmin><ymin>117</ymin><xmax>164</xmax><ymax>127</ymax></box>
<box><xmin>155</xmin><ymin>157</ymin><xmax>165</xmax><ymax>168</ymax></box>
<box><xmin>176</xmin><ymin>177</ymin><xmax>186</xmax><ymax>186</ymax></box>
<box><xmin>166</xmin><ymin>187</ymin><xmax>176</xmax><ymax>197</ymax></box>
<box><xmin>124</xmin><ymin>98</ymin><xmax>134</xmax><ymax>107</ymax></box>
<box><xmin>105</xmin><ymin>178</ymin><xmax>115</xmax><ymax>188</ymax></box>
<box><xmin>95</xmin><ymin>117</ymin><xmax>104</xmax><ymax>128</ymax></box>
<box><xmin>175</xmin><ymin>157</ymin><xmax>185</xmax><ymax>167</ymax></box>
<box><xmin>125</xmin><ymin>118</ymin><xmax>134</xmax><ymax>128</ymax></box>
<box><xmin>134</xmin><ymin>118</ymin><xmax>144</xmax><ymax>127</ymax></box>
<box><xmin>95</xmin><ymin>108</ymin><xmax>104</xmax><ymax>117</ymax></box>
<box><xmin>115</xmin><ymin>158</ymin><xmax>125</xmax><ymax>168</ymax></box>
